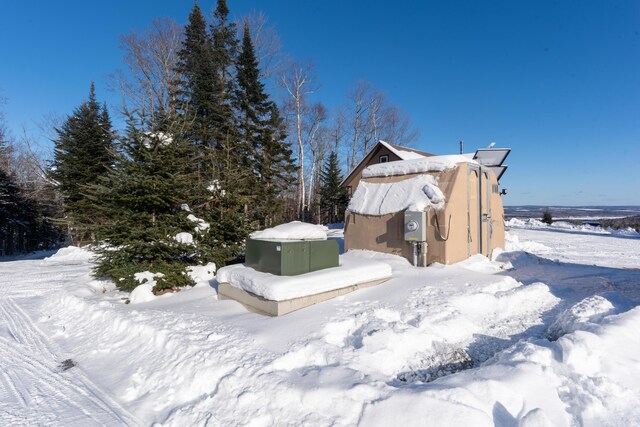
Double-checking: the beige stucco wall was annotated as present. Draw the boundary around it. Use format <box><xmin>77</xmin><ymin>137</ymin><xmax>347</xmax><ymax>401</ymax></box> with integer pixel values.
<box><xmin>344</xmin><ymin>164</ymin><xmax>505</xmax><ymax>265</ymax></box>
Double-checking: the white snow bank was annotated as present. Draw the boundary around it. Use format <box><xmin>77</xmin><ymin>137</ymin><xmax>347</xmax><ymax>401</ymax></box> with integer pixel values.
<box><xmin>186</xmin><ymin>263</ymin><xmax>217</xmax><ymax>287</ymax></box>
<box><xmin>452</xmin><ymin>281</ymin><xmax>559</xmax><ymax>324</ymax></box>
<box><xmin>348</xmin><ymin>175</ymin><xmax>445</xmax><ymax>216</ymax></box>
<box><xmin>506</xmin><ymin>217</ymin><xmax>640</xmax><ymax>238</ymax></box>
<box><xmin>216</xmin><ymin>256</ymin><xmax>392</xmax><ymax>301</ymax></box>
<box><xmin>250</xmin><ymin>221</ymin><xmax>328</xmax><ymax>241</ymax></box>
<box><xmin>505</xmin><ymin>233</ymin><xmax>552</xmax><ymax>253</ymax></box>
<box><xmin>363</xmin><ymin>154</ymin><xmax>476</xmax><ymax>178</ymax></box>
<box><xmin>44</xmin><ymin>246</ymin><xmax>94</xmax><ymax>263</ymax></box>
<box><xmin>362</xmin><ymin>306</ymin><xmax>640</xmax><ymax>426</ymax></box>
<box><xmin>129</xmin><ymin>271</ymin><xmax>165</xmax><ymax>304</ymax></box>
<box><xmin>129</xmin><ymin>283</ymin><xmax>155</xmax><ymax>304</ymax></box>
<box><xmin>174</xmin><ymin>232</ymin><xmax>194</xmax><ymax>245</ymax></box>
<box><xmin>506</xmin><ymin>217</ymin><xmax>546</xmax><ymax>228</ymax></box>
<box><xmin>546</xmin><ymin>295</ymin><xmax>616</xmax><ymax>340</ymax></box>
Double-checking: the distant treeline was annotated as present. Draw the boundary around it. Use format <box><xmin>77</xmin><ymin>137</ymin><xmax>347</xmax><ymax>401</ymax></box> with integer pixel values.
<box><xmin>599</xmin><ymin>216</ymin><xmax>640</xmax><ymax>232</ymax></box>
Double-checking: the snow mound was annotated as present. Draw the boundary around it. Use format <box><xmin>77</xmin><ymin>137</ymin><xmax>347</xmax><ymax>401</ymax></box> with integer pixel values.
<box><xmin>505</xmin><ymin>233</ymin><xmax>552</xmax><ymax>253</ymax></box>
<box><xmin>362</xmin><ymin>154</ymin><xmax>476</xmax><ymax>178</ymax></box>
<box><xmin>362</xmin><ymin>306</ymin><xmax>640</xmax><ymax>426</ymax></box>
<box><xmin>348</xmin><ymin>175</ymin><xmax>445</xmax><ymax>216</ymax></box>
<box><xmin>546</xmin><ymin>295</ymin><xmax>616</xmax><ymax>340</ymax></box>
<box><xmin>613</xmin><ymin>227</ymin><xmax>640</xmax><ymax>237</ymax></box>
<box><xmin>44</xmin><ymin>246</ymin><xmax>94</xmax><ymax>263</ymax></box>
<box><xmin>186</xmin><ymin>263</ymin><xmax>217</xmax><ymax>287</ymax></box>
<box><xmin>452</xmin><ymin>281</ymin><xmax>559</xmax><ymax>324</ymax></box>
<box><xmin>129</xmin><ymin>283</ymin><xmax>155</xmax><ymax>304</ymax></box>
<box><xmin>506</xmin><ymin>217</ymin><xmax>547</xmax><ymax>228</ymax></box>
<box><xmin>129</xmin><ymin>271</ymin><xmax>165</xmax><ymax>304</ymax></box>
<box><xmin>250</xmin><ymin>221</ymin><xmax>328</xmax><ymax>240</ymax></box>
<box><xmin>216</xmin><ymin>256</ymin><xmax>392</xmax><ymax>301</ymax></box>
<box><xmin>343</xmin><ymin>249</ymin><xmax>413</xmax><ymax>271</ymax></box>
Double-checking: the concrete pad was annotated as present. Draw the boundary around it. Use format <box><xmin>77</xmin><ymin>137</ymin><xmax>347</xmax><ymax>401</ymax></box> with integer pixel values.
<box><xmin>218</xmin><ymin>277</ymin><xmax>390</xmax><ymax>316</ymax></box>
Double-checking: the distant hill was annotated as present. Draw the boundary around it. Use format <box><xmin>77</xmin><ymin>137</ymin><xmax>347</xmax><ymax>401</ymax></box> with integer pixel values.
<box><xmin>505</xmin><ymin>206</ymin><xmax>640</xmax><ymax>220</ymax></box>
<box><xmin>505</xmin><ymin>206</ymin><xmax>640</xmax><ymax>232</ymax></box>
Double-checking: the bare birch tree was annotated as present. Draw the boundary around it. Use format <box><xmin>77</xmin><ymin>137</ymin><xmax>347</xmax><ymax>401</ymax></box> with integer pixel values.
<box><xmin>110</xmin><ymin>17</ymin><xmax>183</xmax><ymax>129</ymax></box>
<box><xmin>303</xmin><ymin>102</ymin><xmax>327</xmax><ymax>213</ymax></box>
<box><xmin>380</xmin><ymin>105</ymin><xmax>420</xmax><ymax>147</ymax></box>
<box><xmin>280</xmin><ymin>60</ymin><xmax>318</xmax><ymax>220</ymax></box>
<box><xmin>342</xmin><ymin>80</ymin><xmax>420</xmax><ymax>168</ymax></box>
<box><xmin>330</xmin><ymin>107</ymin><xmax>347</xmax><ymax>153</ymax></box>
<box><xmin>345</xmin><ymin>81</ymin><xmax>370</xmax><ymax>170</ymax></box>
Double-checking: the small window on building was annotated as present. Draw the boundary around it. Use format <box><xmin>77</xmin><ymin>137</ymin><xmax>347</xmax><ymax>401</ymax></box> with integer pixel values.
<box><xmin>347</xmin><ymin>186</ymin><xmax>352</xmax><ymax>197</ymax></box>
<box><xmin>379</xmin><ymin>155</ymin><xmax>389</xmax><ymax>163</ymax></box>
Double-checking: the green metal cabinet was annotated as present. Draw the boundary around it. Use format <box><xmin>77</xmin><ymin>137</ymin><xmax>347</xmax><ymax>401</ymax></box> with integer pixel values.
<box><xmin>245</xmin><ymin>238</ymin><xmax>339</xmax><ymax>276</ymax></box>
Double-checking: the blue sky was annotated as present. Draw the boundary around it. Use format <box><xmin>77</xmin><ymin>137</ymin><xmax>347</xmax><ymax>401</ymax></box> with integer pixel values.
<box><xmin>1</xmin><ymin>0</ymin><xmax>639</xmax><ymax>206</ymax></box>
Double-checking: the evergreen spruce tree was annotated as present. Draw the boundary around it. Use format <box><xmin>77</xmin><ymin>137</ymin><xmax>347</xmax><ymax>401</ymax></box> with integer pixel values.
<box><xmin>0</xmin><ymin>167</ymin><xmax>24</xmax><ymax>254</ymax></box>
<box><xmin>174</xmin><ymin>1</ymin><xmax>251</xmax><ymax>255</ymax></box>
<box><xmin>50</xmin><ymin>83</ymin><xmax>115</xmax><ymax>243</ymax></box>
<box><xmin>174</xmin><ymin>2</ymin><xmax>217</xmax><ymax>148</ymax></box>
<box><xmin>0</xmin><ymin>158</ymin><xmax>59</xmax><ymax>255</ymax></box>
<box><xmin>93</xmin><ymin>116</ymin><xmax>230</xmax><ymax>292</ymax></box>
<box><xmin>235</xmin><ymin>22</ymin><xmax>295</xmax><ymax>227</ymax></box>
<box><xmin>318</xmin><ymin>151</ymin><xmax>348</xmax><ymax>224</ymax></box>
<box><xmin>210</xmin><ymin>0</ymin><xmax>238</xmax><ymax>149</ymax></box>
<box><xmin>0</xmin><ymin>104</ymin><xmax>60</xmax><ymax>254</ymax></box>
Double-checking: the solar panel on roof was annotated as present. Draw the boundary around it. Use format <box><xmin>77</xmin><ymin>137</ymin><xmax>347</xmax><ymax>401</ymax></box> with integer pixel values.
<box><xmin>490</xmin><ymin>165</ymin><xmax>508</xmax><ymax>181</ymax></box>
<box><xmin>473</xmin><ymin>148</ymin><xmax>510</xmax><ymax>167</ymax></box>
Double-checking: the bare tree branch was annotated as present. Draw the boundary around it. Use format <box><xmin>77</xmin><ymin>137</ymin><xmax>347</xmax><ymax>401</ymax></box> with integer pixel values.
<box><xmin>279</xmin><ymin>60</ymin><xmax>319</xmax><ymax>220</ymax></box>
<box><xmin>238</xmin><ymin>10</ymin><xmax>284</xmax><ymax>83</ymax></box>
<box><xmin>109</xmin><ymin>17</ymin><xmax>183</xmax><ymax>129</ymax></box>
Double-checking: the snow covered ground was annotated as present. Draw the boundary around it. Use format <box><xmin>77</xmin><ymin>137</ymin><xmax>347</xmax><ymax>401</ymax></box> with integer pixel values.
<box><xmin>1</xmin><ymin>225</ymin><xmax>639</xmax><ymax>426</ymax></box>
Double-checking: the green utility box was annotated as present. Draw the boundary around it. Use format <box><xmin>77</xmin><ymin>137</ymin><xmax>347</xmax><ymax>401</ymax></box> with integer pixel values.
<box><xmin>245</xmin><ymin>238</ymin><xmax>339</xmax><ymax>276</ymax></box>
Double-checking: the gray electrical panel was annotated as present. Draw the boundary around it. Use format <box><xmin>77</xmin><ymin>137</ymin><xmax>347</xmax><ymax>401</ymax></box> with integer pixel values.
<box><xmin>404</xmin><ymin>210</ymin><xmax>426</xmax><ymax>241</ymax></box>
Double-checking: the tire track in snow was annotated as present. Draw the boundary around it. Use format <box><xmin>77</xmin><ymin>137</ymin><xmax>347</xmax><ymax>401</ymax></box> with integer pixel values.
<box><xmin>0</xmin><ymin>368</ymin><xmax>28</xmax><ymax>408</ymax></box>
<box><xmin>0</xmin><ymin>297</ymin><xmax>141</xmax><ymax>426</ymax></box>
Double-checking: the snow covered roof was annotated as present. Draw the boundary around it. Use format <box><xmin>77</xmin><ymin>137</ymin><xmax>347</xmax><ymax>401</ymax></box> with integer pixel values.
<box><xmin>362</xmin><ymin>154</ymin><xmax>478</xmax><ymax>179</ymax></box>
<box><xmin>348</xmin><ymin>175</ymin><xmax>445</xmax><ymax>216</ymax></box>
<box><xmin>341</xmin><ymin>140</ymin><xmax>434</xmax><ymax>187</ymax></box>
<box><xmin>378</xmin><ymin>140</ymin><xmax>428</xmax><ymax>160</ymax></box>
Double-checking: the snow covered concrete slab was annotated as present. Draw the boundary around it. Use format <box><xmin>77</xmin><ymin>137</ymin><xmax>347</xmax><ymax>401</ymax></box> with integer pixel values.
<box><xmin>218</xmin><ymin>277</ymin><xmax>389</xmax><ymax>316</ymax></box>
<box><xmin>217</xmin><ymin>256</ymin><xmax>392</xmax><ymax>302</ymax></box>
<box><xmin>217</xmin><ymin>256</ymin><xmax>392</xmax><ymax>315</ymax></box>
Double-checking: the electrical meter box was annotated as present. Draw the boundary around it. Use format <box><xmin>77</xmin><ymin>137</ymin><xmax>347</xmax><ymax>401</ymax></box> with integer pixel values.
<box><xmin>245</xmin><ymin>238</ymin><xmax>339</xmax><ymax>276</ymax></box>
<box><xmin>404</xmin><ymin>210</ymin><xmax>427</xmax><ymax>241</ymax></box>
